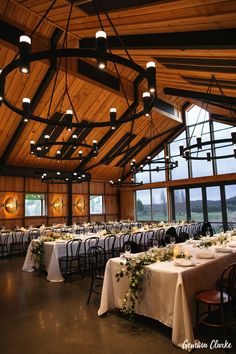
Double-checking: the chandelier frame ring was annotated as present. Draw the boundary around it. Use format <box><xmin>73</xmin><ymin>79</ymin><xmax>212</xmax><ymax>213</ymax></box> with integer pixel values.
<box><xmin>181</xmin><ymin>137</ymin><xmax>235</xmax><ymax>160</ymax></box>
<box><xmin>1</xmin><ymin>48</ymin><xmax>154</xmax><ymax>128</ymax></box>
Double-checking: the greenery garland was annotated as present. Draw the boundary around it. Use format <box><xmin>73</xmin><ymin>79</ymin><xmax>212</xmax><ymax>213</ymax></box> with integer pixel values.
<box><xmin>31</xmin><ymin>232</ymin><xmax>74</xmax><ymax>271</ymax></box>
<box><xmin>115</xmin><ymin>247</ymin><xmax>174</xmax><ymax>319</ymax></box>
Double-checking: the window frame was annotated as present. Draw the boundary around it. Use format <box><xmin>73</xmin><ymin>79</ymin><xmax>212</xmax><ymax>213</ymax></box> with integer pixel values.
<box><xmin>24</xmin><ymin>193</ymin><xmax>46</xmax><ymax>217</ymax></box>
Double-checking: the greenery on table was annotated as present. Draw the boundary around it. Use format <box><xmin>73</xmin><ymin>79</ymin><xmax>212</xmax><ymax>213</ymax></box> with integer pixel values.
<box><xmin>31</xmin><ymin>232</ymin><xmax>74</xmax><ymax>271</ymax></box>
<box><xmin>115</xmin><ymin>247</ymin><xmax>174</xmax><ymax>319</ymax></box>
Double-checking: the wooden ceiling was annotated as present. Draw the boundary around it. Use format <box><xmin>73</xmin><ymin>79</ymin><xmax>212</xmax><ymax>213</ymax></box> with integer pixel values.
<box><xmin>0</xmin><ymin>0</ymin><xmax>235</xmax><ymax>181</ymax></box>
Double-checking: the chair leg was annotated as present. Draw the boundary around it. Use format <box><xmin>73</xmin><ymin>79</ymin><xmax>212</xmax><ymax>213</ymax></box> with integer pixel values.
<box><xmin>195</xmin><ymin>300</ymin><xmax>200</xmax><ymax>336</ymax></box>
<box><xmin>87</xmin><ymin>273</ymin><xmax>94</xmax><ymax>305</ymax></box>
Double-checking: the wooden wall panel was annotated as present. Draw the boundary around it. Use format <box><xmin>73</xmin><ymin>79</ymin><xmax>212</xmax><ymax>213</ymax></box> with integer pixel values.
<box><xmin>0</xmin><ymin>176</ymin><xmax>24</xmax><ymax>192</ymax></box>
<box><xmin>72</xmin><ymin>194</ymin><xmax>88</xmax><ymax>216</ymax></box>
<box><xmin>72</xmin><ymin>216</ymin><xmax>88</xmax><ymax>224</ymax></box>
<box><xmin>119</xmin><ymin>190</ymin><xmax>135</xmax><ymax>220</ymax></box>
<box><xmin>72</xmin><ymin>182</ymin><xmax>88</xmax><ymax>194</ymax></box>
<box><xmin>24</xmin><ymin>217</ymin><xmax>47</xmax><ymax>228</ymax></box>
<box><xmin>90</xmin><ymin>215</ymin><xmax>105</xmax><ymax>223</ymax></box>
<box><xmin>105</xmin><ymin>183</ymin><xmax>118</xmax><ymax>195</ymax></box>
<box><xmin>48</xmin><ymin>183</ymin><xmax>67</xmax><ymax>194</ymax></box>
<box><xmin>48</xmin><ymin>217</ymin><xmax>67</xmax><ymax>226</ymax></box>
<box><xmin>47</xmin><ymin>193</ymin><xmax>67</xmax><ymax>217</ymax></box>
<box><xmin>105</xmin><ymin>195</ymin><xmax>118</xmax><ymax>215</ymax></box>
<box><xmin>90</xmin><ymin>181</ymin><xmax>105</xmax><ymax>195</ymax></box>
<box><xmin>0</xmin><ymin>219</ymin><xmax>24</xmax><ymax>228</ymax></box>
<box><xmin>25</xmin><ymin>178</ymin><xmax>47</xmax><ymax>192</ymax></box>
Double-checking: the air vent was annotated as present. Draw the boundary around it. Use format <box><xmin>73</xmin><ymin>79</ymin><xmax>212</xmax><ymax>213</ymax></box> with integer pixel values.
<box><xmin>68</xmin><ymin>0</ymin><xmax>162</xmax><ymax>15</ymax></box>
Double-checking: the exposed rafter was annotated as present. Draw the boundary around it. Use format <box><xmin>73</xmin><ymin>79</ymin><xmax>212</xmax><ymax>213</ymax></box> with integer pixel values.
<box><xmin>80</xmin><ymin>29</ymin><xmax>236</xmax><ymax>50</ymax></box>
<box><xmin>0</xmin><ymin>28</ymin><xmax>63</xmax><ymax>166</ymax></box>
<box><xmin>210</xmin><ymin>114</ymin><xmax>236</xmax><ymax>126</ymax></box>
<box><xmin>164</xmin><ymin>88</ymin><xmax>236</xmax><ymax>107</ymax></box>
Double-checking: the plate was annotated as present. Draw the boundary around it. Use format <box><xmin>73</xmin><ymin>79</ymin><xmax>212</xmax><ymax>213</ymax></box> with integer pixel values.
<box><xmin>228</xmin><ymin>241</ymin><xmax>236</xmax><ymax>248</ymax></box>
<box><xmin>197</xmin><ymin>252</ymin><xmax>215</xmax><ymax>259</ymax></box>
<box><xmin>215</xmin><ymin>247</ymin><xmax>232</xmax><ymax>253</ymax></box>
<box><xmin>174</xmin><ymin>259</ymin><xmax>196</xmax><ymax>267</ymax></box>
<box><xmin>188</xmin><ymin>239</ymin><xmax>199</xmax><ymax>245</ymax></box>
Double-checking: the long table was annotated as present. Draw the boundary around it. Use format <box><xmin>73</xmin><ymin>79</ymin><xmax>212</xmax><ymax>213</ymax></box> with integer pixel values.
<box><xmin>98</xmin><ymin>243</ymin><xmax>236</xmax><ymax>350</ymax></box>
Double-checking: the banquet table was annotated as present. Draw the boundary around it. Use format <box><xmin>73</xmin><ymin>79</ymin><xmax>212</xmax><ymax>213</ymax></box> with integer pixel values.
<box><xmin>98</xmin><ymin>242</ymin><xmax>236</xmax><ymax>350</ymax></box>
<box><xmin>22</xmin><ymin>233</ymin><xmax>110</xmax><ymax>282</ymax></box>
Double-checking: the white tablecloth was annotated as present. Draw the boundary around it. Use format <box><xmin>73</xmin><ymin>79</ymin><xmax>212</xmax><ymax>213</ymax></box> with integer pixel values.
<box><xmin>98</xmin><ymin>244</ymin><xmax>236</xmax><ymax>349</ymax></box>
<box><xmin>22</xmin><ymin>233</ymin><xmax>108</xmax><ymax>282</ymax></box>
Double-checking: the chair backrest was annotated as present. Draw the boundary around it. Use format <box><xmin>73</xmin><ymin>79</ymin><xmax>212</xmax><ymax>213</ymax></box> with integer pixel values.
<box><xmin>66</xmin><ymin>239</ymin><xmax>82</xmax><ymax>258</ymax></box>
<box><xmin>83</xmin><ymin>237</ymin><xmax>99</xmax><ymax>253</ymax></box>
<box><xmin>12</xmin><ymin>231</ymin><xmax>24</xmax><ymax>243</ymax></box>
<box><xmin>103</xmin><ymin>234</ymin><xmax>116</xmax><ymax>252</ymax></box>
<box><xmin>130</xmin><ymin>231</ymin><xmax>143</xmax><ymax>245</ymax></box>
<box><xmin>155</xmin><ymin>228</ymin><xmax>165</xmax><ymax>246</ymax></box>
<box><xmin>175</xmin><ymin>226</ymin><xmax>182</xmax><ymax>237</ymax></box>
<box><xmin>118</xmin><ymin>232</ymin><xmax>131</xmax><ymax>249</ymax></box>
<box><xmin>143</xmin><ymin>230</ymin><xmax>155</xmax><ymax>247</ymax></box>
<box><xmin>88</xmin><ymin>246</ymin><xmax>106</xmax><ymax>277</ymax></box>
<box><xmin>0</xmin><ymin>232</ymin><xmax>10</xmax><ymax>246</ymax></box>
<box><xmin>220</xmin><ymin>262</ymin><xmax>236</xmax><ymax>302</ymax></box>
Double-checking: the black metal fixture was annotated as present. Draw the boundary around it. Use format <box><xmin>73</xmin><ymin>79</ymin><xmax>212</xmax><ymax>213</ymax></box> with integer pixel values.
<box><xmin>109</xmin><ymin>177</ymin><xmax>143</xmax><ymax>188</ymax></box>
<box><xmin>0</xmin><ymin>1</ymin><xmax>156</xmax><ymax>131</ymax></box>
<box><xmin>179</xmin><ymin>75</ymin><xmax>236</xmax><ymax>162</ymax></box>
<box><xmin>132</xmin><ymin>156</ymin><xmax>178</xmax><ymax>173</ymax></box>
<box><xmin>41</xmin><ymin>171</ymin><xmax>91</xmax><ymax>184</ymax></box>
<box><xmin>30</xmin><ymin>138</ymin><xmax>98</xmax><ymax>161</ymax></box>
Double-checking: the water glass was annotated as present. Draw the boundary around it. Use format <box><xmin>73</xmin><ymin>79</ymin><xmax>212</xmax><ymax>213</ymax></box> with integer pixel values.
<box><xmin>124</xmin><ymin>244</ymin><xmax>131</xmax><ymax>253</ymax></box>
<box><xmin>170</xmin><ymin>236</ymin><xmax>176</xmax><ymax>245</ymax></box>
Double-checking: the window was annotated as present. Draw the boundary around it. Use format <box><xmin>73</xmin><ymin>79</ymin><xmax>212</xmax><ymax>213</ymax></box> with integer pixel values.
<box><xmin>174</xmin><ymin>189</ymin><xmax>187</xmax><ymax>221</ymax></box>
<box><xmin>189</xmin><ymin>188</ymin><xmax>203</xmax><ymax>222</ymax></box>
<box><xmin>136</xmin><ymin>190</ymin><xmax>151</xmax><ymax>221</ymax></box>
<box><xmin>90</xmin><ymin>195</ymin><xmax>103</xmax><ymax>214</ymax></box>
<box><xmin>214</xmin><ymin>122</ymin><xmax>236</xmax><ymax>175</ymax></box>
<box><xmin>150</xmin><ymin>150</ymin><xmax>166</xmax><ymax>183</ymax></box>
<box><xmin>169</xmin><ymin>132</ymin><xmax>189</xmax><ymax>180</ymax></box>
<box><xmin>225</xmin><ymin>185</ymin><xmax>236</xmax><ymax>224</ymax></box>
<box><xmin>152</xmin><ymin>188</ymin><xmax>168</xmax><ymax>221</ymax></box>
<box><xmin>25</xmin><ymin>193</ymin><xmax>46</xmax><ymax>216</ymax></box>
<box><xmin>206</xmin><ymin>186</ymin><xmax>222</xmax><ymax>224</ymax></box>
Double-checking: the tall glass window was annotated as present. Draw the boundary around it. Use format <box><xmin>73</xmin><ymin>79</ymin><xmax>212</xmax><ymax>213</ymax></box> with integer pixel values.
<box><xmin>213</xmin><ymin>122</ymin><xmax>236</xmax><ymax>175</ymax></box>
<box><xmin>225</xmin><ymin>185</ymin><xmax>236</xmax><ymax>224</ymax></box>
<box><xmin>25</xmin><ymin>193</ymin><xmax>46</xmax><ymax>216</ymax></box>
<box><xmin>90</xmin><ymin>195</ymin><xmax>103</xmax><ymax>214</ymax></box>
<box><xmin>136</xmin><ymin>189</ymin><xmax>151</xmax><ymax>221</ymax></box>
<box><xmin>174</xmin><ymin>189</ymin><xmax>187</xmax><ymax>221</ymax></box>
<box><xmin>206</xmin><ymin>186</ymin><xmax>222</xmax><ymax>223</ymax></box>
<box><xmin>150</xmin><ymin>150</ymin><xmax>166</xmax><ymax>183</ymax></box>
<box><xmin>152</xmin><ymin>188</ymin><xmax>168</xmax><ymax>221</ymax></box>
<box><xmin>169</xmin><ymin>132</ymin><xmax>189</xmax><ymax>180</ymax></box>
<box><xmin>189</xmin><ymin>188</ymin><xmax>203</xmax><ymax>222</ymax></box>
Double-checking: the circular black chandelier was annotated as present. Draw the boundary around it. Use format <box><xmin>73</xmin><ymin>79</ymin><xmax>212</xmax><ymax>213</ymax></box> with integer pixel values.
<box><xmin>179</xmin><ymin>133</ymin><xmax>236</xmax><ymax>161</ymax></box>
<box><xmin>109</xmin><ymin>177</ymin><xmax>143</xmax><ymax>188</ymax></box>
<box><xmin>41</xmin><ymin>171</ymin><xmax>91</xmax><ymax>184</ymax></box>
<box><xmin>179</xmin><ymin>75</ymin><xmax>236</xmax><ymax>162</ymax></box>
<box><xmin>0</xmin><ymin>4</ymin><xmax>156</xmax><ymax>130</ymax></box>
<box><xmin>30</xmin><ymin>137</ymin><xmax>98</xmax><ymax>160</ymax></box>
<box><xmin>130</xmin><ymin>156</ymin><xmax>178</xmax><ymax>173</ymax></box>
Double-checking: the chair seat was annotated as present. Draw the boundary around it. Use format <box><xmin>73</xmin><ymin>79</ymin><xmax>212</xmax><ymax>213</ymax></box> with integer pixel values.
<box><xmin>196</xmin><ymin>289</ymin><xmax>229</xmax><ymax>304</ymax></box>
<box><xmin>59</xmin><ymin>256</ymin><xmax>78</xmax><ymax>262</ymax></box>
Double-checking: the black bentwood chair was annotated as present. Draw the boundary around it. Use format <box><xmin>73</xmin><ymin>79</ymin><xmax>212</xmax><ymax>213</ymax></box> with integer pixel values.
<box><xmin>87</xmin><ymin>246</ymin><xmax>106</xmax><ymax>304</ymax></box>
<box><xmin>59</xmin><ymin>239</ymin><xmax>82</xmax><ymax>281</ymax></box>
<box><xmin>195</xmin><ymin>262</ymin><xmax>236</xmax><ymax>340</ymax></box>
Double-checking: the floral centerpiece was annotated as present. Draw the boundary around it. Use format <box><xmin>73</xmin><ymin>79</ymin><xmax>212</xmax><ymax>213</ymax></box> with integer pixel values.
<box><xmin>115</xmin><ymin>247</ymin><xmax>174</xmax><ymax>319</ymax></box>
<box><xmin>31</xmin><ymin>232</ymin><xmax>74</xmax><ymax>271</ymax></box>
<box><xmin>217</xmin><ymin>233</ymin><xmax>229</xmax><ymax>245</ymax></box>
<box><xmin>198</xmin><ymin>237</ymin><xmax>216</xmax><ymax>249</ymax></box>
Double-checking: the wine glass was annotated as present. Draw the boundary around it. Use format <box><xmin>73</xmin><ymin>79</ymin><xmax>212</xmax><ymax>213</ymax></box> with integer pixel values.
<box><xmin>169</xmin><ymin>236</ymin><xmax>176</xmax><ymax>246</ymax></box>
<box><xmin>124</xmin><ymin>244</ymin><xmax>131</xmax><ymax>254</ymax></box>
<box><xmin>152</xmin><ymin>239</ymin><xmax>159</xmax><ymax>248</ymax></box>
<box><xmin>206</xmin><ymin>228</ymin><xmax>211</xmax><ymax>237</ymax></box>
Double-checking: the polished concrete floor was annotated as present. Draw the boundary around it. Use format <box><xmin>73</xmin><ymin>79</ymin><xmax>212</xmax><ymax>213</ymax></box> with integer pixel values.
<box><xmin>0</xmin><ymin>256</ymin><xmax>235</xmax><ymax>354</ymax></box>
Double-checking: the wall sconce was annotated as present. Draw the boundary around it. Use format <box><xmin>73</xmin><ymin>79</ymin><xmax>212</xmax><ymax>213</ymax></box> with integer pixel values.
<box><xmin>74</xmin><ymin>197</ymin><xmax>85</xmax><ymax>212</ymax></box>
<box><xmin>2</xmin><ymin>197</ymin><xmax>19</xmax><ymax>214</ymax></box>
<box><xmin>50</xmin><ymin>197</ymin><xmax>63</xmax><ymax>213</ymax></box>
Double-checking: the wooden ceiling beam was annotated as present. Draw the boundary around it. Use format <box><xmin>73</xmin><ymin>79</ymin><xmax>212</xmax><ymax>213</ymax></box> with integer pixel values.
<box><xmin>80</xmin><ymin>29</ymin><xmax>236</xmax><ymax>50</ymax></box>
<box><xmin>210</xmin><ymin>113</ymin><xmax>236</xmax><ymax>126</ymax></box>
<box><xmin>0</xmin><ymin>28</ymin><xmax>63</xmax><ymax>166</ymax></box>
<box><xmin>164</xmin><ymin>87</ymin><xmax>236</xmax><ymax>106</ymax></box>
